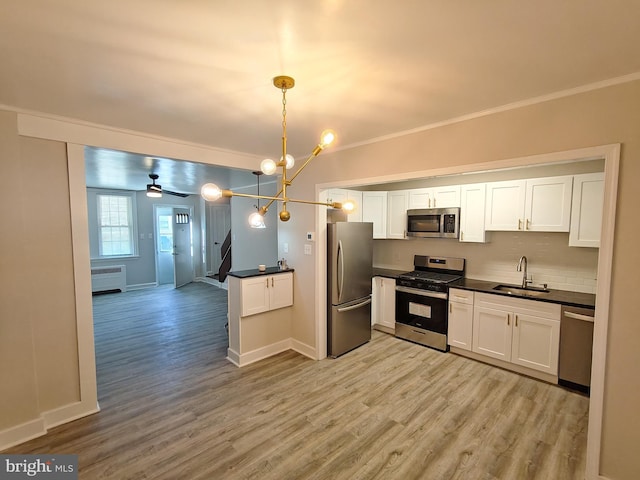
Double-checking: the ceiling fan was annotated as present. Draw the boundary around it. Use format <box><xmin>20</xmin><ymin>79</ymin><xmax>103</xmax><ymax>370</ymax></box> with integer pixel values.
<box><xmin>146</xmin><ymin>174</ymin><xmax>189</xmax><ymax>198</ymax></box>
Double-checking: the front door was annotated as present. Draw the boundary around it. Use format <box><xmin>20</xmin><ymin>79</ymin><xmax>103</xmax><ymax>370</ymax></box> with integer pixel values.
<box><xmin>155</xmin><ymin>207</ymin><xmax>174</xmax><ymax>285</ymax></box>
<box><xmin>173</xmin><ymin>208</ymin><xmax>193</xmax><ymax>288</ymax></box>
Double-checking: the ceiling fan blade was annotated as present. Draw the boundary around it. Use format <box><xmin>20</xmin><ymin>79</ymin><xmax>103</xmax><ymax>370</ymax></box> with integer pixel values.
<box><xmin>164</xmin><ymin>189</ymin><xmax>190</xmax><ymax>198</ymax></box>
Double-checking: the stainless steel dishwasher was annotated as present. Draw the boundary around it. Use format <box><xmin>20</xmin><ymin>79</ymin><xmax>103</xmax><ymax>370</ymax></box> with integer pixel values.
<box><xmin>558</xmin><ymin>305</ymin><xmax>595</xmax><ymax>394</ymax></box>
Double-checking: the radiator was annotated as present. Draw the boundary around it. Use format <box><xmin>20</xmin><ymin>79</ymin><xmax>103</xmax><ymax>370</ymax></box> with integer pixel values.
<box><xmin>91</xmin><ymin>265</ymin><xmax>127</xmax><ymax>293</ymax></box>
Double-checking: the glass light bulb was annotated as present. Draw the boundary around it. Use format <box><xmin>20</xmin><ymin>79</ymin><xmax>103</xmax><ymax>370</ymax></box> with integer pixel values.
<box><xmin>342</xmin><ymin>200</ymin><xmax>356</xmax><ymax>213</ymax></box>
<box><xmin>260</xmin><ymin>158</ymin><xmax>277</xmax><ymax>175</ymax></box>
<box><xmin>248</xmin><ymin>211</ymin><xmax>266</xmax><ymax>229</ymax></box>
<box><xmin>319</xmin><ymin>129</ymin><xmax>336</xmax><ymax>148</ymax></box>
<box><xmin>281</xmin><ymin>154</ymin><xmax>295</xmax><ymax>169</ymax></box>
<box><xmin>201</xmin><ymin>183</ymin><xmax>222</xmax><ymax>201</ymax></box>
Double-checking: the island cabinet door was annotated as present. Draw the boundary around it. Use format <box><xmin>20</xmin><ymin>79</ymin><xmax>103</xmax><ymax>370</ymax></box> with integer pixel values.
<box><xmin>269</xmin><ymin>272</ymin><xmax>293</xmax><ymax>311</ymax></box>
<box><xmin>511</xmin><ymin>313</ymin><xmax>560</xmax><ymax>375</ymax></box>
<box><xmin>241</xmin><ymin>276</ymin><xmax>270</xmax><ymax>316</ymax></box>
<box><xmin>472</xmin><ymin>306</ymin><xmax>512</xmax><ymax>361</ymax></box>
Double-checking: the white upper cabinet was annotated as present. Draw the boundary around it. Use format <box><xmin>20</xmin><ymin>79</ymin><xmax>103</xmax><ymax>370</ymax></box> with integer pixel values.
<box><xmin>432</xmin><ymin>185</ymin><xmax>461</xmax><ymax>208</ymax></box>
<box><xmin>408</xmin><ymin>186</ymin><xmax>461</xmax><ymax>209</ymax></box>
<box><xmin>485</xmin><ymin>176</ymin><xmax>572</xmax><ymax>232</ymax></box>
<box><xmin>327</xmin><ymin>189</ymin><xmax>363</xmax><ymax>222</ymax></box>
<box><xmin>408</xmin><ymin>188</ymin><xmax>431</xmax><ymax>209</ymax></box>
<box><xmin>569</xmin><ymin>172</ymin><xmax>604</xmax><ymax>247</ymax></box>
<box><xmin>459</xmin><ymin>183</ymin><xmax>488</xmax><ymax>243</ymax></box>
<box><xmin>387</xmin><ymin>190</ymin><xmax>409</xmax><ymax>239</ymax></box>
<box><xmin>524</xmin><ymin>176</ymin><xmax>573</xmax><ymax>232</ymax></box>
<box><xmin>484</xmin><ymin>180</ymin><xmax>526</xmax><ymax>231</ymax></box>
<box><xmin>362</xmin><ymin>191</ymin><xmax>388</xmax><ymax>239</ymax></box>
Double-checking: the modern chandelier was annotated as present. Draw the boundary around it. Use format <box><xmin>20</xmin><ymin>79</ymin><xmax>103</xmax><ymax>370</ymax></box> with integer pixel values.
<box><xmin>200</xmin><ymin>75</ymin><xmax>355</xmax><ymax>223</ymax></box>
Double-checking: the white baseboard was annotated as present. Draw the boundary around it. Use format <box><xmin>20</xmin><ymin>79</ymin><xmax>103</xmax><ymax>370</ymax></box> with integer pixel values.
<box><xmin>196</xmin><ymin>277</ymin><xmax>228</xmax><ymax>290</ymax></box>
<box><xmin>0</xmin><ymin>401</ymin><xmax>100</xmax><ymax>451</ymax></box>
<box><xmin>227</xmin><ymin>339</ymin><xmax>293</xmax><ymax>367</ymax></box>
<box><xmin>42</xmin><ymin>400</ymin><xmax>100</xmax><ymax>430</ymax></box>
<box><xmin>126</xmin><ymin>282</ymin><xmax>157</xmax><ymax>291</ymax></box>
<box><xmin>290</xmin><ymin>338</ymin><xmax>316</xmax><ymax>360</ymax></box>
<box><xmin>0</xmin><ymin>418</ymin><xmax>46</xmax><ymax>452</ymax></box>
<box><xmin>226</xmin><ymin>348</ymin><xmax>241</xmax><ymax>367</ymax></box>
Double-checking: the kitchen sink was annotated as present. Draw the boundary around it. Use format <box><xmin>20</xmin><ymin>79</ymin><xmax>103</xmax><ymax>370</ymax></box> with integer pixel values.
<box><xmin>493</xmin><ymin>284</ymin><xmax>551</xmax><ymax>298</ymax></box>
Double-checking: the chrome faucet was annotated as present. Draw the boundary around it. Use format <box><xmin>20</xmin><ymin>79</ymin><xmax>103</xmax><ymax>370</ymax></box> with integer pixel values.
<box><xmin>517</xmin><ymin>255</ymin><xmax>530</xmax><ymax>288</ymax></box>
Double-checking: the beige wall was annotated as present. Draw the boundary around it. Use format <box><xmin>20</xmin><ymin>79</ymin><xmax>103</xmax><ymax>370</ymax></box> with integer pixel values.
<box><xmin>0</xmin><ymin>113</ymin><xmax>80</xmax><ymax>429</ymax></box>
<box><xmin>1</xmin><ymin>79</ymin><xmax>638</xmax><ymax>477</ymax></box>
<box><xmin>280</xmin><ymin>80</ymin><xmax>640</xmax><ymax>479</ymax></box>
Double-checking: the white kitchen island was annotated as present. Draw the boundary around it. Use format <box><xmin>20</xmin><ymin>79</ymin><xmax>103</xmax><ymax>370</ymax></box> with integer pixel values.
<box><xmin>226</xmin><ymin>267</ymin><xmax>294</xmax><ymax>367</ymax></box>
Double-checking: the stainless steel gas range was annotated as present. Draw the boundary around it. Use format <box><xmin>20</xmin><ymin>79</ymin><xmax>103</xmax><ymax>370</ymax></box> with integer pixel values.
<box><xmin>395</xmin><ymin>255</ymin><xmax>465</xmax><ymax>351</ymax></box>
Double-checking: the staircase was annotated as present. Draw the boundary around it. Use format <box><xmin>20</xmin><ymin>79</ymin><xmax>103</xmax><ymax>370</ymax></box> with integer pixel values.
<box><xmin>218</xmin><ymin>230</ymin><xmax>232</xmax><ymax>282</ymax></box>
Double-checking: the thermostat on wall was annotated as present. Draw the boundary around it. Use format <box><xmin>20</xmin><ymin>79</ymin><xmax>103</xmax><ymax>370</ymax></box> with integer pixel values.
<box><xmin>306</xmin><ymin>232</ymin><xmax>315</xmax><ymax>241</ymax></box>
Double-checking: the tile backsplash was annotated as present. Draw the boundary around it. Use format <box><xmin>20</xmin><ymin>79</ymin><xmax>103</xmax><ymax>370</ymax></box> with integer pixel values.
<box><xmin>373</xmin><ymin>231</ymin><xmax>599</xmax><ymax>294</ymax></box>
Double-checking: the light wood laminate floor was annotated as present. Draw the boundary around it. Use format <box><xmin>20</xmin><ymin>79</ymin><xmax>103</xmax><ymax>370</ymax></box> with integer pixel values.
<box><xmin>4</xmin><ymin>282</ymin><xmax>588</xmax><ymax>479</ymax></box>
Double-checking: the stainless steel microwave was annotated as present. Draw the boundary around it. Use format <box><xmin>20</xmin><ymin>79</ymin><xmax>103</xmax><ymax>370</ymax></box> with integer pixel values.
<box><xmin>406</xmin><ymin>207</ymin><xmax>460</xmax><ymax>238</ymax></box>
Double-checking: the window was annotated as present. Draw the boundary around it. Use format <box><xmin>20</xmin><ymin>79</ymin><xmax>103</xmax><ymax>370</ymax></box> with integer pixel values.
<box><xmin>97</xmin><ymin>193</ymin><xmax>136</xmax><ymax>257</ymax></box>
<box><xmin>158</xmin><ymin>214</ymin><xmax>173</xmax><ymax>253</ymax></box>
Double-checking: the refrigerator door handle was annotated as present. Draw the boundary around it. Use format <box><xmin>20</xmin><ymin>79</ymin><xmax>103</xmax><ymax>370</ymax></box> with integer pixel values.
<box><xmin>337</xmin><ymin>297</ymin><xmax>372</xmax><ymax>313</ymax></box>
<box><xmin>337</xmin><ymin>240</ymin><xmax>344</xmax><ymax>303</ymax></box>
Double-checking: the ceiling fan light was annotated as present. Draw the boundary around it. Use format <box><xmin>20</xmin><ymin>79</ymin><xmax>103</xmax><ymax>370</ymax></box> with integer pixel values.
<box><xmin>260</xmin><ymin>158</ymin><xmax>277</xmax><ymax>175</ymax></box>
<box><xmin>147</xmin><ymin>183</ymin><xmax>162</xmax><ymax>198</ymax></box>
<box><xmin>201</xmin><ymin>183</ymin><xmax>222</xmax><ymax>201</ymax></box>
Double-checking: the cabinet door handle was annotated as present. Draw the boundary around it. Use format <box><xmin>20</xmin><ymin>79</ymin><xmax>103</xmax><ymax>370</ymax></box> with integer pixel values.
<box><xmin>271</xmin><ymin>277</ymin><xmax>274</xmax><ymax>287</ymax></box>
<box><xmin>266</xmin><ymin>279</ymin><xmax>269</xmax><ymax>288</ymax></box>
<box><xmin>460</xmin><ymin>231</ymin><xmax>464</xmax><ymax>241</ymax></box>
<box><xmin>449</xmin><ymin>303</ymin><xmax>452</xmax><ymax>313</ymax></box>
<box><xmin>515</xmin><ymin>314</ymin><xmax>518</xmax><ymax>327</ymax></box>
<box><xmin>526</xmin><ymin>219</ymin><xmax>530</xmax><ymax>230</ymax></box>
<box><xmin>518</xmin><ymin>219</ymin><xmax>522</xmax><ymax>230</ymax></box>
<box><xmin>507</xmin><ymin>313</ymin><xmax>510</xmax><ymax>326</ymax></box>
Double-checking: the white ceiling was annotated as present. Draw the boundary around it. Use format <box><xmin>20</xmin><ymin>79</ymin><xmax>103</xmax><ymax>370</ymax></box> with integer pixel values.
<box><xmin>2</xmin><ymin>1</ymin><xmax>640</xmax><ymax>192</ymax></box>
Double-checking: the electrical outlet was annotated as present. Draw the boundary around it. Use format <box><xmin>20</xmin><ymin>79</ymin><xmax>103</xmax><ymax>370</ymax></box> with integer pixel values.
<box><xmin>304</xmin><ymin>244</ymin><xmax>312</xmax><ymax>255</ymax></box>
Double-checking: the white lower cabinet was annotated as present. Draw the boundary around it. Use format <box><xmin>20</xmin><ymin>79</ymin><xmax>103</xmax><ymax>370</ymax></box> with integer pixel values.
<box><xmin>447</xmin><ymin>288</ymin><xmax>474</xmax><ymax>351</ymax></box>
<box><xmin>241</xmin><ymin>272</ymin><xmax>293</xmax><ymax>317</ymax></box>
<box><xmin>372</xmin><ymin>276</ymin><xmax>396</xmax><ymax>331</ymax></box>
<box><xmin>471</xmin><ymin>293</ymin><xmax>560</xmax><ymax>376</ymax></box>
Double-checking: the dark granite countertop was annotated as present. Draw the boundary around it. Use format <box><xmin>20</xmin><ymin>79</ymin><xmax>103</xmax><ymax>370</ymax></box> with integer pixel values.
<box><xmin>227</xmin><ymin>267</ymin><xmax>294</xmax><ymax>279</ymax></box>
<box><xmin>452</xmin><ymin>278</ymin><xmax>596</xmax><ymax>309</ymax></box>
<box><xmin>371</xmin><ymin>266</ymin><xmax>595</xmax><ymax>309</ymax></box>
<box><xmin>372</xmin><ymin>267</ymin><xmax>407</xmax><ymax>279</ymax></box>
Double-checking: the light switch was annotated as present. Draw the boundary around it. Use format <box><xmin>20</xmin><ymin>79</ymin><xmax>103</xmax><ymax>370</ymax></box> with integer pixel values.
<box><xmin>283</xmin><ymin>242</ymin><xmax>289</xmax><ymax>253</ymax></box>
<box><xmin>304</xmin><ymin>244</ymin><xmax>312</xmax><ymax>255</ymax></box>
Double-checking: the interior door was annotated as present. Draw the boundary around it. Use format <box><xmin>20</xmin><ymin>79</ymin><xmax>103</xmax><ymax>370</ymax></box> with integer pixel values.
<box><xmin>209</xmin><ymin>205</ymin><xmax>231</xmax><ymax>275</ymax></box>
<box><xmin>173</xmin><ymin>208</ymin><xmax>193</xmax><ymax>288</ymax></box>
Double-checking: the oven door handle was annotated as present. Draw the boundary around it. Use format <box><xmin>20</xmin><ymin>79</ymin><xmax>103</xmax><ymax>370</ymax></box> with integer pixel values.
<box><xmin>396</xmin><ymin>285</ymin><xmax>448</xmax><ymax>300</ymax></box>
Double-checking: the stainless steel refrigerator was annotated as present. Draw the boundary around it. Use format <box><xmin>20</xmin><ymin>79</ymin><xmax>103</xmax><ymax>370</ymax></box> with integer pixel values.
<box><xmin>327</xmin><ymin>222</ymin><xmax>374</xmax><ymax>357</ymax></box>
